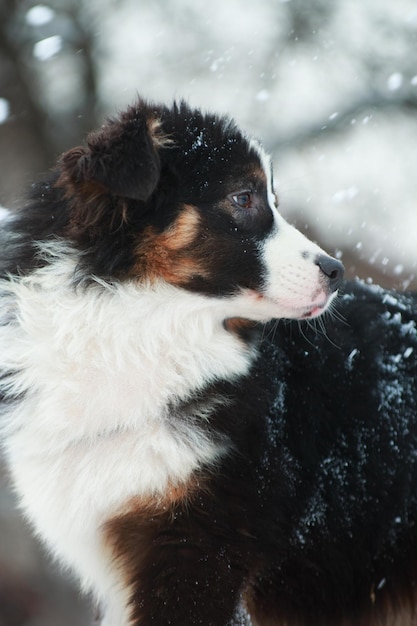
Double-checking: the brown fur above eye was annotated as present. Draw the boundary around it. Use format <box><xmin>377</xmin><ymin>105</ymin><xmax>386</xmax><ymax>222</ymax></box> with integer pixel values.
<box><xmin>132</xmin><ymin>205</ymin><xmax>209</xmax><ymax>285</ymax></box>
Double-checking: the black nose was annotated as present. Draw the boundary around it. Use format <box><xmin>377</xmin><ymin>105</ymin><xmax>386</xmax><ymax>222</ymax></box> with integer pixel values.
<box><xmin>315</xmin><ymin>254</ymin><xmax>344</xmax><ymax>292</ymax></box>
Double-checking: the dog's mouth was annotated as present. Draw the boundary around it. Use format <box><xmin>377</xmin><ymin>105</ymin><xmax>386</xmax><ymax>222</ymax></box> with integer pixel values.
<box><xmin>299</xmin><ymin>302</ymin><xmax>330</xmax><ymax>319</ymax></box>
<box><xmin>282</xmin><ymin>301</ymin><xmax>330</xmax><ymax>321</ymax></box>
<box><xmin>243</xmin><ymin>289</ymin><xmax>334</xmax><ymax>322</ymax></box>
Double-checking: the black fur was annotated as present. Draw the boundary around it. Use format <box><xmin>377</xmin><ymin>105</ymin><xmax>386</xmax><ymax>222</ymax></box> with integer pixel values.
<box><xmin>245</xmin><ymin>281</ymin><xmax>417</xmax><ymax>624</ymax></box>
<box><xmin>108</xmin><ymin>280</ymin><xmax>417</xmax><ymax>626</ymax></box>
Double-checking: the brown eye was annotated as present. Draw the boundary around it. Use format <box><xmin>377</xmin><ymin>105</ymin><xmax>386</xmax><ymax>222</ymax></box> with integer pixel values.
<box><xmin>232</xmin><ymin>191</ymin><xmax>252</xmax><ymax>209</ymax></box>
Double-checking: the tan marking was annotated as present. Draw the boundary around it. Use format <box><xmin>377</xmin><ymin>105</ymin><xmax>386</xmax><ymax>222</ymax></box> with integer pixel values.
<box><xmin>102</xmin><ymin>475</ymin><xmax>209</xmax><ymax>598</ymax></box>
<box><xmin>250</xmin><ymin>164</ymin><xmax>267</xmax><ymax>183</ymax></box>
<box><xmin>160</xmin><ymin>204</ymin><xmax>201</xmax><ymax>251</ymax></box>
<box><xmin>224</xmin><ymin>317</ymin><xmax>258</xmax><ymax>338</ymax></box>
<box><xmin>146</xmin><ymin>116</ymin><xmax>174</xmax><ymax>149</ymax></box>
<box><xmin>128</xmin><ymin>474</ymin><xmax>207</xmax><ymax>516</ymax></box>
<box><xmin>133</xmin><ymin>204</ymin><xmax>209</xmax><ymax>284</ymax></box>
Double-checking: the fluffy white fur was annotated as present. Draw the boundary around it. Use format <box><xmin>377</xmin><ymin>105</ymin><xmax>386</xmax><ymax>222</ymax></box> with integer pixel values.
<box><xmin>0</xmin><ymin>206</ymin><xmax>331</xmax><ymax>619</ymax></box>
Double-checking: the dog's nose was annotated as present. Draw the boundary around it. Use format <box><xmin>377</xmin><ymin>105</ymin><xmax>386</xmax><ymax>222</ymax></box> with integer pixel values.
<box><xmin>315</xmin><ymin>255</ymin><xmax>344</xmax><ymax>292</ymax></box>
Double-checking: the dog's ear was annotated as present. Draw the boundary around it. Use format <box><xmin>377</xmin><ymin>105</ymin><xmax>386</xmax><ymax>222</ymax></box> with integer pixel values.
<box><xmin>61</xmin><ymin>105</ymin><xmax>164</xmax><ymax>201</ymax></box>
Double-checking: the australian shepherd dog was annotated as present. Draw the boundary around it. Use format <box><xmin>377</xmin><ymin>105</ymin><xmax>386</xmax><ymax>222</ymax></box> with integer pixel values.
<box><xmin>1</xmin><ymin>98</ymin><xmax>417</xmax><ymax>626</ymax></box>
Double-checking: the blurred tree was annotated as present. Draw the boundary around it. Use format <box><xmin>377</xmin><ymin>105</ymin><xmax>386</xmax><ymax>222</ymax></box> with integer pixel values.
<box><xmin>0</xmin><ymin>0</ymin><xmax>100</xmax><ymax>205</ymax></box>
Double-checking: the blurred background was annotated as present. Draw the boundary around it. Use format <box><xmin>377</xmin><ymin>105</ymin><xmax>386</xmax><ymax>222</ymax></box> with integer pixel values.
<box><xmin>0</xmin><ymin>0</ymin><xmax>417</xmax><ymax>623</ymax></box>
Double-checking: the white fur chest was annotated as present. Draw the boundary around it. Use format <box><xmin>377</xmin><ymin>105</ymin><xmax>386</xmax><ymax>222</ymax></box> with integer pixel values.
<box><xmin>0</xmin><ymin>257</ymin><xmax>254</xmax><ymax>581</ymax></box>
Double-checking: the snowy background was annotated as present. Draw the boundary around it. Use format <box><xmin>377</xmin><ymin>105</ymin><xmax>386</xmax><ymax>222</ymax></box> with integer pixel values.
<box><xmin>0</xmin><ymin>0</ymin><xmax>417</xmax><ymax>623</ymax></box>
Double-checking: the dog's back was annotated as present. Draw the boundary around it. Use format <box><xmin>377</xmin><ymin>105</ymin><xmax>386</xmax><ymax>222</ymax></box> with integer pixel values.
<box><xmin>245</xmin><ymin>280</ymin><xmax>417</xmax><ymax>625</ymax></box>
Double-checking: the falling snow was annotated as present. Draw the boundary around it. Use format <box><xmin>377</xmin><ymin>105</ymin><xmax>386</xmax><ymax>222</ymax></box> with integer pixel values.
<box><xmin>387</xmin><ymin>72</ymin><xmax>403</xmax><ymax>91</ymax></box>
<box><xmin>0</xmin><ymin>98</ymin><xmax>9</xmax><ymax>124</ymax></box>
<box><xmin>33</xmin><ymin>35</ymin><xmax>62</xmax><ymax>61</ymax></box>
<box><xmin>26</xmin><ymin>4</ymin><xmax>55</xmax><ymax>26</ymax></box>
<box><xmin>256</xmin><ymin>90</ymin><xmax>270</xmax><ymax>102</ymax></box>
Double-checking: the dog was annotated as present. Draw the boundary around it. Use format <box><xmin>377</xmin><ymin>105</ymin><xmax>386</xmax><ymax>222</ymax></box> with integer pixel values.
<box><xmin>1</xmin><ymin>97</ymin><xmax>417</xmax><ymax>626</ymax></box>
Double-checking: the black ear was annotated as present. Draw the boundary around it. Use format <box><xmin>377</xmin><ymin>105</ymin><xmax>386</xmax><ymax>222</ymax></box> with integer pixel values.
<box><xmin>62</xmin><ymin>106</ymin><xmax>162</xmax><ymax>201</ymax></box>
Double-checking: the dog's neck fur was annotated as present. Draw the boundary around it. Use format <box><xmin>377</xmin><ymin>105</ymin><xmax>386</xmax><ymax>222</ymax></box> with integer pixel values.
<box><xmin>1</xmin><ymin>252</ymin><xmax>255</xmax><ymax>449</ymax></box>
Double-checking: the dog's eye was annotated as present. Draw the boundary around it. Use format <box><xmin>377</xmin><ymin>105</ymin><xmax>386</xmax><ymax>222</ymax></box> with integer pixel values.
<box><xmin>231</xmin><ymin>192</ymin><xmax>253</xmax><ymax>209</ymax></box>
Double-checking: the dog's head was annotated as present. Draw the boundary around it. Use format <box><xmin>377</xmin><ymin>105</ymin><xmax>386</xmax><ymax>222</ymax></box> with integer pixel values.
<box><xmin>55</xmin><ymin>98</ymin><xmax>343</xmax><ymax>322</ymax></box>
